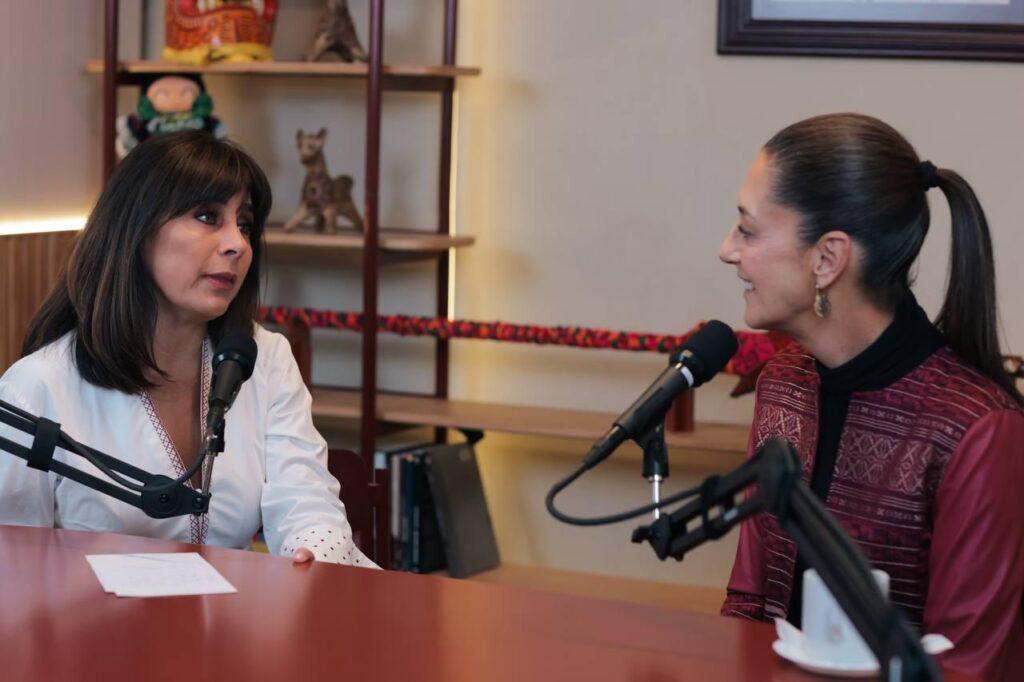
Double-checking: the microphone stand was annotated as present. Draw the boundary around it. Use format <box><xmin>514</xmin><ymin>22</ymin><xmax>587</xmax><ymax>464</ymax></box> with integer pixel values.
<box><xmin>0</xmin><ymin>398</ymin><xmax>209</xmax><ymax>518</ymax></box>
<box><xmin>631</xmin><ymin>439</ymin><xmax>941</xmax><ymax>682</ymax></box>
<box><xmin>201</xmin><ymin>410</ymin><xmax>225</xmax><ymax>500</ymax></box>
<box><xmin>636</xmin><ymin>422</ymin><xmax>669</xmax><ymax>519</ymax></box>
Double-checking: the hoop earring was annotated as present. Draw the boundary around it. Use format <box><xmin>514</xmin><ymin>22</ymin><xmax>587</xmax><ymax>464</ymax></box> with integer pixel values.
<box><xmin>814</xmin><ymin>285</ymin><xmax>831</xmax><ymax>319</ymax></box>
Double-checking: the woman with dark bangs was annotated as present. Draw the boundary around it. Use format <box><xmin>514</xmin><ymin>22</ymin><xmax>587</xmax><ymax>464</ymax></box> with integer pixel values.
<box><xmin>0</xmin><ymin>131</ymin><xmax>373</xmax><ymax>568</ymax></box>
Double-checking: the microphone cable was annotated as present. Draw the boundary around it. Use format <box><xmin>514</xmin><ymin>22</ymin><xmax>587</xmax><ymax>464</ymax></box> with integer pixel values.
<box><xmin>545</xmin><ymin>462</ymin><xmax>704</xmax><ymax>527</ymax></box>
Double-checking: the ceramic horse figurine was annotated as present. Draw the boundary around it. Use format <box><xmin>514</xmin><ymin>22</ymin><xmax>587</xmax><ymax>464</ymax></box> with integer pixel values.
<box><xmin>283</xmin><ymin>128</ymin><xmax>364</xmax><ymax>234</ymax></box>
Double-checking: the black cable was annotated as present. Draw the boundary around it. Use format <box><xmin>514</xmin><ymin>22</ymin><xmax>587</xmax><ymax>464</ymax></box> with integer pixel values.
<box><xmin>1</xmin><ymin>398</ymin><xmax>205</xmax><ymax>493</ymax></box>
<box><xmin>545</xmin><ymin>462</ymin><xmax>703</xmax><ymax>526</ymax></box>
<box><xmin>62</xmin><ymin>435</ymin><xmax>206</xmax><ymax>493</ymax></box>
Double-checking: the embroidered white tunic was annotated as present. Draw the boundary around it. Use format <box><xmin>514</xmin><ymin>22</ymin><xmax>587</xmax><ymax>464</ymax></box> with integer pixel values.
<box><xmin>0</xmin><ymin>326</ymin><xmax>375</xmax><ymax>568</ymax></box>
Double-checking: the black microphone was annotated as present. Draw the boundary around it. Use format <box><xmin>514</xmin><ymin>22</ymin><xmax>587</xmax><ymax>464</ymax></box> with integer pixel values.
<box><xmin>205</xmin><ymin>331</ymin><xmax>258</xmax><ymax>447</ymax></box>
<box><xmin>581</xmin><ymin>320</ymin><xmax>738</xmax><ymax>470</ymax></box>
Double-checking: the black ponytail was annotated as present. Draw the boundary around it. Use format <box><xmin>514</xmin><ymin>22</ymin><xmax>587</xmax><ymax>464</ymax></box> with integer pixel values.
<box><xmin>932</xmin><ymin>169</ymin><xmax>1022</xmax><ymax>405</ymax></box>
<box><xmin>764</xmin><ymin>113</ymin><xmax>1022</xmax><ymax>406</ymax></box>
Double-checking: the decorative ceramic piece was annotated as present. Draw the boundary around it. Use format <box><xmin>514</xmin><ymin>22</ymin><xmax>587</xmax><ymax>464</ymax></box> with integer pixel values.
<box><xmin>164</xmin><ymin>0</ymin><xmax>278</xmax><ymax>65</ymax></box>
<box><xmin>305</xmin><ymin>0</ymin><xmax>367</xmax><ymax>63</ymax></box>
<box><xmin>283</xmin><ymin>128</ymin><xmax>364</xmax><ymax>234</ymax></box>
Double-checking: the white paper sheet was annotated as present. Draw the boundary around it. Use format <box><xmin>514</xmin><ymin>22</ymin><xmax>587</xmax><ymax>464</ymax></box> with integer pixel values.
<box><xmin>85</xmin><ymin>553</ymin><xmax>237</xmax><ymax>597</ymax></box>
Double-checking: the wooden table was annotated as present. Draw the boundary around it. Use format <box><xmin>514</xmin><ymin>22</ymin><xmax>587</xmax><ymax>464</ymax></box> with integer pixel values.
<box><xmin>0</xmin><ymin>525</ymin><xmax>973</xmax><ymax>682</ymax></box>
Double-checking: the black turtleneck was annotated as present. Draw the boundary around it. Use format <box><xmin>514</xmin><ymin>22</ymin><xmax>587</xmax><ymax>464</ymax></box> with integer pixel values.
<box><xmin>787</xmin><ymin>295</ymin><xmax>943</xmax><ymax>627</ymax></box>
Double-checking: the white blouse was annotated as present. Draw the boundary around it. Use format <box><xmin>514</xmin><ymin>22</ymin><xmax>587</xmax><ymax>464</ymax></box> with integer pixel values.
<box><xmin>0</xmin><ymin>326</ymin><xmax>375</xmax><ymax>568</ymax></box>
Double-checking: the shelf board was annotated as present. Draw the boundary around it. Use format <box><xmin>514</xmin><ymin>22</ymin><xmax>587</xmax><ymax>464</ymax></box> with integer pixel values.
<box><xmin>310</xmin><ymin>387</ymin><xmax>750</xmax><ymax>469</ymax></box>
<box><xmin>263</xmin><ymin>225</ymin><xmax>474</xmax><ymax>261</ymax></box>
<box><xmin>87</xmin><ymin>59</ymin><xmax>480</xmax><ymax>79</ymax></box>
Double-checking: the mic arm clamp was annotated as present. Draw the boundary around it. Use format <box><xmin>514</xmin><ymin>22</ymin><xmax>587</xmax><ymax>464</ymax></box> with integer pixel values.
<box><xmin>0</xmin><ymin>398</ymin><xmax>209</xmax><ymax>518</ymax></box>
<box><xmin>631</xmin><ymin>439</ymin><xmax>941</xmax><ymax>682</ymax></box>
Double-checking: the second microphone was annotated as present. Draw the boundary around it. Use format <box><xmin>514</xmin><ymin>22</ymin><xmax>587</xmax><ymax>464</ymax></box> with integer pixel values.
<box><xmin>581</xmin><ymin>320</ymin><xmax>738</xmax><ymax>470</ymax></box>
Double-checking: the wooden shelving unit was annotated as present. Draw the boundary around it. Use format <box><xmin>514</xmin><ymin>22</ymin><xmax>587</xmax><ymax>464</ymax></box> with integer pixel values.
<box><xmin>96</xmin><ymin>0</ymin><xmax>473</xmax><ymax>460</ymax></box>
<box><xmin>309</xmin><ymin>387</ymin><xmax>750</xmax><ymax>470</ymax></box>
<box><xmin>94</xmin><ymin>2</ymin><xmax>748</xmax><ymax>572</ymax></box>
<box><xmin>95</xmin><ymin>0</ymin><xmax>478</xmax><ymax>568</ymax></box>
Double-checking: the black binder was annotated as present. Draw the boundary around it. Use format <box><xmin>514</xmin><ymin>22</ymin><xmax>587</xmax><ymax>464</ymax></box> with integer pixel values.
<box><xmin>424</xmin><ymin>442</ymin><xmax>500</xmax><ymax>578</ymax></box>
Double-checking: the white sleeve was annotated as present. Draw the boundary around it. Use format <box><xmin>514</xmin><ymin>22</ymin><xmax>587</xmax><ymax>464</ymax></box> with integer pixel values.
<box><xmin>259</xmin><ymin>338</ymin><xmax>377</xmax><ymax>568</ymax></box>
<box><xmin>0</xmin><ymin>373</ymin><xmax>57</xmax><ymax>527</ymax></box>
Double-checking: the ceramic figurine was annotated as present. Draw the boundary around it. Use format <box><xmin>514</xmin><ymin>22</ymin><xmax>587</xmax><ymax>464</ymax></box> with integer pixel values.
<box><xmin>283</xmin><ymin>128</ymin><xmax>364</xmax><ymax>234</ymax></box>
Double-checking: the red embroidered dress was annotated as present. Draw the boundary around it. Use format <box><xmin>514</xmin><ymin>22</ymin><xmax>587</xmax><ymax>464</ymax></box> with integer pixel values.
<box><xmin>721</xmin><ymin>300</ymin><xmax>1024</xmax><ymax>682</ymax></box>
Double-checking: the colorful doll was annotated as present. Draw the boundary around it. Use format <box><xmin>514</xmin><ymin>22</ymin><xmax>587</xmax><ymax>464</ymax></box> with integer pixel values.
<box><xmin>115</xmin><ymin>74</ymin><xmax>226</xmax><ymax>159</ymax></box>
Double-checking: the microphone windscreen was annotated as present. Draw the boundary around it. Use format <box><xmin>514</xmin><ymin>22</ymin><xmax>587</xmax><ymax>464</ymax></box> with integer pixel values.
<box><xmin>675</xmin><ymin>320</ymin><xmax>738</xmax><ymax>384</ymax></box>
<box><xmin>213</xmin><ymin>331</ymin><xmax>258</xmax><ymax>380</ymax></box>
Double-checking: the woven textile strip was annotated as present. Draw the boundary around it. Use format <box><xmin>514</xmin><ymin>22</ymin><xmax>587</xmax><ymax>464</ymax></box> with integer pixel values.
<box><xmin>257</xmin><ymin>307</ymin><xmax>792</xmax><ymax>391</ymax></box>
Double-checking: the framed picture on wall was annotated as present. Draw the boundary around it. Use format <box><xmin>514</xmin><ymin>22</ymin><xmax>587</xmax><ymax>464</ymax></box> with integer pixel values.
<box><xmin>718</xmin><ymin>0</ymin><xmax>1024</xmax><ymax>61</ymax></box>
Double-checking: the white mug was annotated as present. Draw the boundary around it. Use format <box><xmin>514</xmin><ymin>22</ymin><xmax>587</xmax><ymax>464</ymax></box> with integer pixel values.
<box><xmin>801</xmin><ymin>568</ymin><xmax>890</xmax><ymax>668</ymax></box>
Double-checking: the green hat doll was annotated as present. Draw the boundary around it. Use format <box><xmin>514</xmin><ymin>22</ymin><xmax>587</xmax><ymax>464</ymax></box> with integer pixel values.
<box><xmin>115</xmin><ymin>73</ymin><xmax>226</xmax><ymax>159</ymax></box>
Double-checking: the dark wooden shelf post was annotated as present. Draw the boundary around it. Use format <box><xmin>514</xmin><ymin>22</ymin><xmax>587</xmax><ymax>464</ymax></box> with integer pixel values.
<box><xmin>666</xmin><ymin>393</ymin><xmax>696</xmax><ymax>433</ymax></box>
<box><xmin>283</xmin><ymin>317</ymin><xmax>313</xmax><ymax>387</ymax></box>
<box><xmin>102</xmin><ymin>0</ymin><xmax>119</xmax><ymax>181</ymax></box>
<box><xmin>434</xmin><ymin>0</ymin><xmax>459</xmax><ymax>445</ymax></box>
<box><xmin>360</xmin><ymin>0</ymin><xmax>385</xmax><ymax>466</ymax></box>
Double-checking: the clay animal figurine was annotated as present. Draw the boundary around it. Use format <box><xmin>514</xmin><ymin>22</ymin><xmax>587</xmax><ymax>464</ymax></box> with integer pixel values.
<box><xmin>283</xmin><ymin>128</ymin><xmax>364</xmax><ymax>234</ymax></box>
<box><xmin>305</xmin><ymin>0</ymin><xmax>368</xmax><ymax>63</ymax></box>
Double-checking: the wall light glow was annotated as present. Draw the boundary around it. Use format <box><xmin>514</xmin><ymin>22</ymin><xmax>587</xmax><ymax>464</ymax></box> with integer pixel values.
<box><xmin>0</xmin><ymin>216</ymin><xmax>87</xmax><ymax>237</ymax></box>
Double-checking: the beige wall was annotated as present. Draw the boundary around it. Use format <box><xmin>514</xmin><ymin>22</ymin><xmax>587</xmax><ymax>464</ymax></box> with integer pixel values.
<box><xmin>0</xmin><ymin>1</ymin><xmax>100</xmax><ymax>219</ymax></box>
<box><xmin>4</xmin><ymin>1</ymin><xmax>1023</xmax><ymax>587</ymax></box>
<box><xmin>451</xmin><ymin>0</ymin><xmax>1024</xmax><ymax>584</ymax></box>
<box><xmin>0</xmin><ymin>1</ymin><xmax>145</xmax><ymax>222</ymax></box>
<box><xmin>452</xmin><ymin>0</ymin><xmax>1024</xmax><ymax>417</ymax></box>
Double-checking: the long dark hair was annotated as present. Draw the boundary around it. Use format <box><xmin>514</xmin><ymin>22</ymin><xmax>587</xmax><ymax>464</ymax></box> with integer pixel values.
<box><xmin>763</xmin><ymin>113</ymin><xmax>1022</xmax><ymax>406</ymax></box>
<box><xmin>22</xmin><ymin>131</ymin><xmax>272</xmax><ymax>394</ymax></box>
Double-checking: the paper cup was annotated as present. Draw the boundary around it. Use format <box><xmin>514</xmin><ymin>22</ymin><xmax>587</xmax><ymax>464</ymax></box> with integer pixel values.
<box><xmin>801</xmin><ymin>568</ymin><xmax>890</xmax><ymax>668</ymax></box>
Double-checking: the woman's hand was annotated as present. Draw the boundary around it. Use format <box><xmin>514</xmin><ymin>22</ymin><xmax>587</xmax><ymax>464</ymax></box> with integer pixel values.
<box><xmin>292</xmin><ymin>547</ymin><xmax>315</xmax><ymax>563</ymax></box>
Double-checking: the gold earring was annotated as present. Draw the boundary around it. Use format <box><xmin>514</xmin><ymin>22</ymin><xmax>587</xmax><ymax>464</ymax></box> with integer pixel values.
<box><xmin>814</xmin><ymin>285</ymin><xmax>831</xmax><ymax>318</ymax></box>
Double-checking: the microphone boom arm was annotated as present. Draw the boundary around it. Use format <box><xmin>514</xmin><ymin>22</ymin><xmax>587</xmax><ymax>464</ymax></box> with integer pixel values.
<box><xmin>0</xmin><ymin>399</ymin><xmax>209</xmax><ymax>518</ymax></box>
<box><xmin>632</xmin><ymin>439</ymin><xmax>941</xmax><ymax>682</ymax></box>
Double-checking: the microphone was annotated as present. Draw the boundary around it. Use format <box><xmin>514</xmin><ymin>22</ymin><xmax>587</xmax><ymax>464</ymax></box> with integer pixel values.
<box><xmin>205</xmin><ymin>331</ymin><xmax>258</xmax><ymax>449</ymax></box>
<box><xmin>581</xmin><ymin>320</ymin><xmax>738</xmax><ymax>470</ymax></box>
<box><xmin>200</xmin><ymin>331</ymin><xmax>257</xmax><ymax>501</ymax></box>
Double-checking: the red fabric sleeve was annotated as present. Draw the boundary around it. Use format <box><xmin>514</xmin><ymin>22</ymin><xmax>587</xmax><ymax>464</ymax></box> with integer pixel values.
<box><xmin>720</xmin><ymin>514</ymin><xmax>769</xmax><ymax>621</ymax></box>
<box><xmin>721</xmin><ymin>425</ymin><xmax>768</xmax><ymax>621</ymax></box>
<box><xmin>923</xmin><ymin>409</ymin><xmax>1024</xmax><ymax>682</ymax></box>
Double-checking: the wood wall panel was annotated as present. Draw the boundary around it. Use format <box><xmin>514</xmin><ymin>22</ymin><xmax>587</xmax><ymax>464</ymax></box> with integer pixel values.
<box><xmin>0</xmin><ymin>231</ymin><xmax>78</xmax><ymax>373</ymax></box>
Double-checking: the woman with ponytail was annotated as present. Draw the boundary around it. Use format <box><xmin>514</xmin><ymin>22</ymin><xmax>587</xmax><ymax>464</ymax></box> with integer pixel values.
<box><xmin>718</xmin><ymin>113</ymin><xmax>1023</xmax><ymax>681</ymax></box>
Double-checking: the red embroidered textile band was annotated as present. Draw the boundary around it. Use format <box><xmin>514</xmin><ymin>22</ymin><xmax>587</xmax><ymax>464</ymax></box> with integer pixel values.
<box><xmin>257</xmin><ymin>306</ymin><xmax>791</xmax><ymax>392</ymax></box>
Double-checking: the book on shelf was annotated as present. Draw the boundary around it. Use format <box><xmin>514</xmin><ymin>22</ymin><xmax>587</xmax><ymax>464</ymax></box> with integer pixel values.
<box><xmin>376</xmin><ymin>438</ymin><xmax>499</xmax><ymax>577</ymax></box>
<box><xmin>424</xmin><ymin>442</ymin><xmax>500</xmax><ymax>578</ymax></box>
<box><xmin>378</xmin><ymin>443</ymin><xmax>446</xmax><ymax>573</ymax></box>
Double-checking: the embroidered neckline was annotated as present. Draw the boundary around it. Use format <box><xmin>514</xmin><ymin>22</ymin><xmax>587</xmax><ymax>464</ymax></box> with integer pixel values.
<box><xmin>140</xmin><ymin>339</ymin><xmax>211</xmax><ymax>544</ymax></box>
